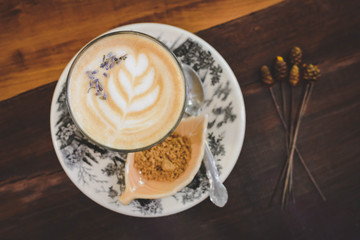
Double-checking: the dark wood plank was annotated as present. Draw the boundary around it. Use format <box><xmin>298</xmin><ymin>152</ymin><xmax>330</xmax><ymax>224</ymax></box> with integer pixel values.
<box><xmin>0</xmin><ymin>83</ymin><xmax>59</xmax><ymax>184</ymax></box>
<box><xmin>0</xmin><ymin>0</ymin><xmax>281</xmax><ymax>100</ymax></box>
<box><xmin>1</xmin><ymin>0</ymin><xmax>360</xmax><ymax>239</ymax></box>
<box><xmin>197</xmin><ymin>0</ymin><xmax>360</xmax><ymax>87</ymax></box>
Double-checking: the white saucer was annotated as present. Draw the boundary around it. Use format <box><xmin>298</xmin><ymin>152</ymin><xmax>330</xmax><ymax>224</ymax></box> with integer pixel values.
<box><xmin>50</xmin><ymin>23</ymin><xmax>246</xmax><ymax>217</ymax></box>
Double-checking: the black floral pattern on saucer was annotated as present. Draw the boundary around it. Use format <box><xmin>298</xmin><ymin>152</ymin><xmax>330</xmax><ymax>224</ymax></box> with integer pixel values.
<box><xmin>54</xmin><ymin>36</ymin><xmax>237</xmax><ymax>216</ymax></box>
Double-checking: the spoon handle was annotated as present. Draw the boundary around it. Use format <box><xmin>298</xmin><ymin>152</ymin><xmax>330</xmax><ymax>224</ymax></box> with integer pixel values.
<box><xmin>204</xmin><ymin>142</ymin><xmax>228</xmax><ymax>207</ymax></box>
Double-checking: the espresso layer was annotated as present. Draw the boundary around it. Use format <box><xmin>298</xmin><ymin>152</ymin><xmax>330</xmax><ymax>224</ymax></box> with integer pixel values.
<box><xmin>67</xmin><ymin>33</ymin><xmax>185</xmax><ymax>150</ymax></box>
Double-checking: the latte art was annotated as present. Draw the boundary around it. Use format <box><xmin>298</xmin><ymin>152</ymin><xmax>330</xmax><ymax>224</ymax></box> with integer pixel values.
<box><xmin>109</xmin><ymin>54</ymin><xmax>159</xmax><ymax>115</ymax></box>
<box><xmin>67</xmin><ymin>32</ymin><xmax>185</xmax><ymax>151</ymax></box>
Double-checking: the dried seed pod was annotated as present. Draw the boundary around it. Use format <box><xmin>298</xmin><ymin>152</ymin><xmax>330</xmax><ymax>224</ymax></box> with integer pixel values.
<box><xmin>261</xmin><ymin>65</ymin><xmax>275</xmax><ymax>86</ymax></box>
<box><xmin>289</xmin><ymin>65</ymin><xmax>300</xmax><ymax>87</ymax></box>
<box><xmin>303</xmin><ymin>64</ymin><xmax>320</xmax><ymax>82</ymax></box>
<box><xmin>290</xmin><ymin>46</ymin><xmax>302</xmax><ymax>65</ymax></box>
<box><xmin>274</xmin><ymin>56</ymin><xmax>288</xmax><ymax>81</ymax></box>
<box><xmin>314</xmin><ymin>65</ymin><xmax>320</xmax><ymax>79</ymax></box>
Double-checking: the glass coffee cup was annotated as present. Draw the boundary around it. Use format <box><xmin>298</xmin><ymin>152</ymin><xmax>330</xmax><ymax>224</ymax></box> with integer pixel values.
<box><xmin>66</xmin><ymin>31</ymin><xmax>186</xmax><ymax>152</ymax></box>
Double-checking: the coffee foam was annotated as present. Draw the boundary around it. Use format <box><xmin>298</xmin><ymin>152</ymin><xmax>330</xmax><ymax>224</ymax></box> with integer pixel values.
<box><xmin>68</xmin><ymin>33</ymin><xmax>185</xmax><ymax>150</ymax></box>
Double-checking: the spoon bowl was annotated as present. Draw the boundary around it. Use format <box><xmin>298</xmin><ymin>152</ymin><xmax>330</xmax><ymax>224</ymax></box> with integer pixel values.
<box><xmin>183</xmin><ymin>64</ymin><xmax>204</xmax><ymax>117</ymax></box>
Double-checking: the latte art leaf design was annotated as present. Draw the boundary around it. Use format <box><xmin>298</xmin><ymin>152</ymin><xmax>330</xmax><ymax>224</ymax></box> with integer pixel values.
<box><xmin>109</xmin><ymin>53</ymin><xmax>160</xmax><ymax>115</ymax></box>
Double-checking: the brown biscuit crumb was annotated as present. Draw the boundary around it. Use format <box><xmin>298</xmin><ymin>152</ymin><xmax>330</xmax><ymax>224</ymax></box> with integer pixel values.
<box><xmin>134</xmin><ymin>133</ymin><xmax>191</xmax><ymax>182</ymax></box>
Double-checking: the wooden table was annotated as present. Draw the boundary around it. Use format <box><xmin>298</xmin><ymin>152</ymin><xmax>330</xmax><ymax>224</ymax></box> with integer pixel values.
<box><xmin>1</xmin><ymin>0</ymin><xmax>359</xmax><ymax>239</ymax></box>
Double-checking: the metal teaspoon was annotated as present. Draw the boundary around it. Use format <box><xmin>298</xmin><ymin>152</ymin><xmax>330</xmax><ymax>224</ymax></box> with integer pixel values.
<box><xmin>182</xmin><ymin>64</ymin><xmax>228</xmax><ymax>207</ymax></box>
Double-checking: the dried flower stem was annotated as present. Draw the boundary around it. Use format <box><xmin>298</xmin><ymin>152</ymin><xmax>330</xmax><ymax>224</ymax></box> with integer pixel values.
<box><xmin>288</xmin><ymin>64</ymin><xmax>300</xmax><ymax>204</ymax></box>
<box><xmin>301</xmin><ymin>83</ymin><xmax>313</xmax><ymax>115</ymax></box>
<box><xmin>268</xmin><ymin>86</ymin><xmax>325</xmax><ymax>205</ymax></box>
<box><xmin>281</xmin><ymin>82</ymin><xmax>326</xmax><ymax>207</ymax></box>
<box><xmin>289</xmin><ymin>88</ymin><xmax>295</xmax><ymax>147</ymax></box>
<box><xmin>281</xmin><ymin>85</ymin><xmax>308</xmax><ymax>207</ymax></box>
<box><xmin>269</xmin><ymin>87</ymin><xmax>285</xmax><ymax>130</ymax></box>
<box><xmin>289</xmin><ymin>87</ymin><xmax>295</xmax><ymax>203</ymax></box>
<box><xmin>280</xmin><ymin>82</ymin><xmax>287</xmax><ymax>123</ymax></box>
<box><xmin>281</xmin><ymin>82</ymin><xmax>290</xmax><ymax>159</ymax></box>
<box><xmin>298</xmin><ymin>86</ymin><xmax>326</xmax><ymax>201</ymax></box>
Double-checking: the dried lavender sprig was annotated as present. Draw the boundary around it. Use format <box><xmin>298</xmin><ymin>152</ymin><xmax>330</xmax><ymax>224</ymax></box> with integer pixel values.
<box><xmin>101</xmin><ymin>53</ymin><xmax>127</xmax><ymax>69</ymax></box>
<box><xmin>100</xmin><ymin>93</ymin><xmax>107</xmax><ymax>100</ymax></box>
<box><xmin>88</xmin><ymin>82</ymin><xmax>95</xmax><ymax>93</ymax></box>
<box><xmin>87</xmin><ymin>52</ymin><xmax>127</xmax><ymax>100</ymax></box>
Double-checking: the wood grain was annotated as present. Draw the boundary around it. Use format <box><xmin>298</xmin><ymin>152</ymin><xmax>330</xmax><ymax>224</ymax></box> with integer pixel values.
<box><xmin>0</xmin><ymin>0</ymin><xmax>281</xmax><ymax>101</ymax></box>
<box><xmin>1</xmin><ymin>0</ymin><xmax>360</xmax><ymax>239</ymax></box>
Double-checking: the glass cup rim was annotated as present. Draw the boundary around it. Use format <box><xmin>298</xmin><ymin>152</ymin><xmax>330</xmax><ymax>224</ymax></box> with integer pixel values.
<box><xmin>65</xmin><ymin>30</ymin><xmax>187</xmax><ymax>153</ymax></box>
